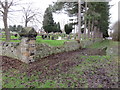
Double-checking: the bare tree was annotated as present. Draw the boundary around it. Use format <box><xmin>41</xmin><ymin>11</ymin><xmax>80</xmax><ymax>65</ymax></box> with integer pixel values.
<box><xmin>22</xmin><ymin>4</ymin><xmax>42</xmax><ymax>27</ymax></box>
<box><xmin>0</xmin><ymin>0</ymin><xmax>14</xmax><ymax>41</ymax></box>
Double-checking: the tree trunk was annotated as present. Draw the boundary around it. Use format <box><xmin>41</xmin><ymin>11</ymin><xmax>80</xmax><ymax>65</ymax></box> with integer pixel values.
<box><xmin>84</xmin><ymin>2</ymin><xmax>87</xmax><ymax>39</ymax></box>
<box><xmin>93</xmin><ymin>26</ymin><xmax>97</xmax><ymax>42</ymax></box>
<box><xmin>3</xmin><ymin>1</ymin><xmax>10</xmax><ymax>41</ymax></box>
<box><xmin>25</xmin><ymin>19</ymin><xmax>28</xmax><ymax>27</ymax></box>
<box><xmin>98</xmin><ymin>28</ymin><xmax>101</xmax><ymax>38</ymax></box>
<box><xmin>84</xmin><ymin>20</ymin><xmax>87</xmax><ymax>39</ymax></box>
<box><xmin>97</xmin><ymin>28</ymin><xmax>100</xmax><ymax>38</ymax></box>
<box><xmin>78</xmin><ymin>0</ymin><xmax>81</xmax><ymax>41</ymax></box>
<box><xmin>88</xmin><ymin>20</ymin><xmax>91</xmax><ymax>38</ymax></box>
<box><xmin>100</xmin><ymin>32</ymin><xmax>103</xmax><ymax>38</ymax></box>
<box><xmin>95</xmin><ymin>27</ymin><xmax>98</xmax><ymax>38</ymax></box>
<box><xmin>90</xmin><ymin>20</ymin><xmax>94</xmax><ymax>38</ymax></box>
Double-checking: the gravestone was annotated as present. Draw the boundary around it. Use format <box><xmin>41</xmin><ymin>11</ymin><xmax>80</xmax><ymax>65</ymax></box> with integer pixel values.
<box><xmin>19</xmin><ymin>27</ymin><xmax>37</xmax><ymax>63</ymax></box>
<box><xmin>57</xmin><ymin>36</ymin><xmax>62</xmax><ymax>40</ymax></box>
<box><xmin>51</xmin><ymin>36</ymin><xmax>54</xmax><ymax>40</ymax></box>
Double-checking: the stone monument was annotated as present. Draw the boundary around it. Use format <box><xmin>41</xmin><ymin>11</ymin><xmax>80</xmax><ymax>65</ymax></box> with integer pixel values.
<box><xmin>19</xmin><ymin>27</ymin><xmax>37</xmax><ymax>63</ymax></box>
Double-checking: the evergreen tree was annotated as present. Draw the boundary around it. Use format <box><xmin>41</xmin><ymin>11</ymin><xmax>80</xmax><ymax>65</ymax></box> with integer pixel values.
<box><xmin>43</xmin><ymin>6</ymin><xmax>54</xmax><ymax>33</ymax></box>
<box><xmin>17</xmin><ymin>25</ymin><xmax>23</xmax><ymax>32</ymax></box>
<box><xmin>57</xmin><ymin>22</ymin><xmax>62</xmax><ymax>33</ymax></box>
<box><xmin>43</xmin><ymin>6</ymin><xmax>62</xmax><ymax>33</ymax></box>
<box><xmin>9</xmin><ymin>25</ymin><xmax>13</xmax><ymax>32</ymax></box>
<box><xmin>52</xmin><ymin>1</ymin><xmax>110</xmax><ymax>38</ymax></box>
<box><xmin>64</xmin><ymin>23</ymin><xmax>73</xmax><ymax>34</ymax></box>
<box><xmin>97</xmin><ymin>2</ymin><xmax>110</xmax><ymax>38</ymax></box>
<box><xmin>8</xmin><ymin>25</ymin><xmax>23</xmax><ymax>32</ymax></box>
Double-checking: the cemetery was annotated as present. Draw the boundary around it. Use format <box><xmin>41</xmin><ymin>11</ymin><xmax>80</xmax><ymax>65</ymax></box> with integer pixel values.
<box><xmin>0</xmin><ymin>0</ymin><xmax>119</xmax><ymax>89</ymax></box>
<box><xmin>1</xmin><ymin>27</ymin><xmax>103</xmax><ymax>63</ymax></box>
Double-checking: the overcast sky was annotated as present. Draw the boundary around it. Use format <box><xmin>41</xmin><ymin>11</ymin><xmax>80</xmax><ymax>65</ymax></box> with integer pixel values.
<box><xmin>0</xmin><ymin>0</ymin><xmax>119</xmax><ymax>30</ymax></box>
<box><xmin>109</xmin><ymin>0</ymin><xmax>119</xmax><ymax>27</ymax></box>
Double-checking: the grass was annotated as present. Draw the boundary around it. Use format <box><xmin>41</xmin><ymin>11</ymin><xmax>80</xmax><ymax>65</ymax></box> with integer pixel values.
<box><xmin>87</xmin><ymin>39</ymin><xmax>119</xmax><ymax>56</ymax></box>
<box><xmin>0</xmin><ymin>35</ymin><xmax>69</xmax><ymax>46</ymax></box>
<box><xmin>36</xmin><ymin>39</ymin><xmax>68</xmax><ymax>47</ymax></box>
<box><xmin>36</xmin><ymin>35</ymin><xmax>71</xmax><ymax>46</ymax></box>
<box><xmin>2</xmin><ymin>71</ymin><xmax>67</xmax><ymax>88</ymax></box>
<box><xmin>0</xmin><ymin>35</ymin><xmax>20</xmax><ymax>42</ymax></box>
<box><xmin>2</xmin><ymin>40</ymin><xmax>119</xmax><ymax>88</ymax></box>
<box><xmin>87</xmin><ymin>39</ymin><xmax>119</xmax><ymax>49</ymax></box>
<box><xmin>2</xmin><ymin>54</ymin><xmax>117</xmax><ymax>88</ymax></box>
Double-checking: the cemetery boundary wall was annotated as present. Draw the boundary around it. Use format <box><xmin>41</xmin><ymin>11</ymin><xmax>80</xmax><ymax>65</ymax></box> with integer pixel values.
<box><xmin>0</xmin><ymin>39</ymin><xmax>102</xmax><ymax>63</ymax></box>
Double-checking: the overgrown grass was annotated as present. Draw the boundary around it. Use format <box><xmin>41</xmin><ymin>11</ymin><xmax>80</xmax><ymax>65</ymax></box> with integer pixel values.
<box><xmin>36</xmin><ymin>39</ymin><xmax>68</xmax><ymax>47</ymax></box>
<box><xmin>87</xmin><ymin>40</ymin><xmax>119</xmax><ymax>49</ymax></box>
<box><xmin>87</xmin><ymin>40</ymin><xmax>119</xmax><ymax>56</ymax></box>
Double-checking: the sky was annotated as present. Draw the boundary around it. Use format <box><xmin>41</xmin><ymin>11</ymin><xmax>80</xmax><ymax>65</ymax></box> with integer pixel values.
<box><xmin>109</xmin><ymin>0</ymin><xmax>119</xmax><ymax>27</ymax></box>
<box><xmin>0</xmin><ymin>0</ymin><xmax>119</xmax><ymax>31</ymax></box>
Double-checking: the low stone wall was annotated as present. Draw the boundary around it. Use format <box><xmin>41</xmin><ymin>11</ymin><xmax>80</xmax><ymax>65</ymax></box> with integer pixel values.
<box><xmin>0</xmin><ymin>39</ymin><xmax>103</xmax><ymax>63</ymax></box>
<box><xmin>0</xmin><ymin>41</ymin><xmax>81</xmax><ymax>63</ymax></box>
<box><xmin>0</xmin><ymin>42</ymin><xmax>21</xmax><ymax>60</ymax></box>
<box><xmin>35</xmin><ymin>41</ymin><xmax>81</xmax><ymax>60</ymax></box>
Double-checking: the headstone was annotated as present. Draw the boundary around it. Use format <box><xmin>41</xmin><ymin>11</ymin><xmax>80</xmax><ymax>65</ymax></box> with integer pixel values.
<box><xmin>51</xmin><ymin>36</ymin><xmax>54</xmax><ymax>40</ymax></box>
<box><xmin>14</xmin><ymin>34</ymin><xmax>18</xmax><ymax>37</ymax></box>
<box><xmin>57</xmin><ymin>36</ymin><xmax>62</xmax><ymax>40</ymax></box>
<box><xmin>41</xmin><ymin>35</ymin><xmax>45</xmax><ymax>39</ymax></box>
<box><xmin>48</xmin><ymin>35</ymin><xmax>50</xmax><ymax>40</ymax></box>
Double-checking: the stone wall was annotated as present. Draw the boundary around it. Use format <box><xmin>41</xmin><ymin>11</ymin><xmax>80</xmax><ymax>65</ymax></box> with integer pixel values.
<box><xmin>0</xmin><ymin>37</ymin><xmax>36</xmax><ymax>63</ymax></box>
<box><xmin>34</xmin><ymin>41</ymin><xmax>81</xmax><ymax>60</ymax></box>
<box><xmin>0</xmin><ymin>39</ymin><xmax>103</xmax><ymax>63</ymax></box>
<box><xmin>1</xmin><ymin>42</ymin><xmax>22</xmax><ymax>60</ymax></box>
<box><xmin>0</xmin><ymin>40</ymin><xmax>81</xmax><ymax>63</ymax></box>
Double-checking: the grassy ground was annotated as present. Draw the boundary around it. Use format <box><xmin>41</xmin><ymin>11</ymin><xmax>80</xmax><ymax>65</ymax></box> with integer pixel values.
<box><xmin>0</xmin><ymin>35</ymin><xmax>68</xmax><ymax>46</ymax></box>
<box><xmin>2</xmin><ymin>40</ymin><xmax>119</xmax><ymax>88</ymax></box>
<box><xmin>36</xmin><ymin>39</ymin><xmax>68</xmax><ymax>47</ymax></box>
<box><xmin>0</xmin><ymin>34</ymin><xmax>89</xmax><ymax>46</ymax></box>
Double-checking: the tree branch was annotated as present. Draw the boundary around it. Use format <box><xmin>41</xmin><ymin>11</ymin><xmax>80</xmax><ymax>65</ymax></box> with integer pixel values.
<box><xmin>0</xmin><ymin>1</ymin><xmax>5</xmax><ymax>8</ymax></box>
<box><xmin>8</xmin><ymin>0</ymin><xmax>13</xmax><ymax>8</ymax></box>
<box><xmin>0</xmin><ymin>9</ymin><xmax>4</xmax><ymax>14</ymax></box>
